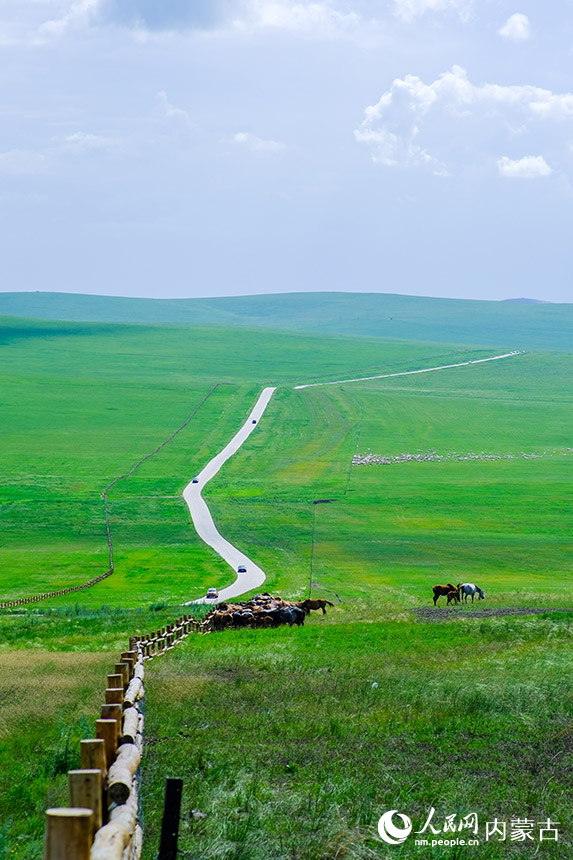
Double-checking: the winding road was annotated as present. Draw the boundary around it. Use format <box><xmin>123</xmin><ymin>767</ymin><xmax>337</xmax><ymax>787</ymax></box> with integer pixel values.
<box><xmin>182</xmin><ymin>387</ymin><xmax>275</xmax><ymax>603</ymax></box>
<box><xmin>183</xmin><ymin>351</ymin><xmax>521</xmax><ymax>602</ymax></box>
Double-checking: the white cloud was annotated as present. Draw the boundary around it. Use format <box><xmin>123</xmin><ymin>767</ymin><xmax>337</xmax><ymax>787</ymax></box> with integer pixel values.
<box><xmin>392</xmin><ymin>0</ymin><xmax>471</xmax><ymax>23</ymax></box>
<box><xmin>0</xmin><ymin>133</ymin><xmax>123</xmax><ymax>177</ymax></box>
<box><xmin>31</xmin><ymin>0</ymin><xmax>361</xmax><ymax>40</ymax></box>
<box><xmin>0</xmin><ymin>0</ymin><xmax>371</xmax><ymax>45</ymax></box>
<box><xmin>240</xmin><ymin>1</ymin><xmax>360</xmax><ymax>36</ymax></box>
<box><xmin>233</xmin><ymin>132</ymin><xmax>286</xmax><ymax>152</ymax></box>
<box><xmin>62</xmin><ymin>132</ymin><xmax>120</xmax><ymax>152</ymax></box>
<box><xmin>355</xmin><ymin>66</ymin><xmax>573</xmax><ymax>176</ymax></box>
<box><xmin>498</xmin><ymin>155</ymin><xmax>551</xmax><ymax>178</ymax></box>
<box><xmin>498</xmin><ymin>12</ymin><xmax>531</xmax><ymax>41</ymax></box>
<box><xmin>37</xmin><ymin>0</ymin><xmax>102</xmax><ymax>39</ymax></box>
<box><xmin>0</xmin><ymin>149</ymin><xmax>48</xmax><ymax>174</ymax></box>
<box><xmin>156</xmin><ymin>91</ymin><xmax>193</xmax><ymax>129</ymax></box>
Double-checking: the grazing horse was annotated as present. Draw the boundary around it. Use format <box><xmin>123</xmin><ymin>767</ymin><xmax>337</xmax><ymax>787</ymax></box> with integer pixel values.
<box><xmin>297</xmin><ymin>599</ymin><xmax>335</xmax><ymax>615</ymax></box>
<box><xmin>457</xmin><ymin>583</ymin><xmax>485</xmax><ymax>603</ymax></box>
<box><xmin>432</xmin><ymin>584</ymin><xmax>460</xmax><ymax>606</ymax></box>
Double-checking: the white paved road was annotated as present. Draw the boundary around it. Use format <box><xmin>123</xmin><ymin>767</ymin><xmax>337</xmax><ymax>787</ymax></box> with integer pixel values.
<box><xmin>293</xmin><ymin>351</ymin><xmax>521</xmax><ymax>389</ymax></box>
<box><xmin>183</xmin><ymin>350</ymin><xmax>522</xmax><ymax>604</ymax></box>
<box><xmin>182</xmin><ymin>386</ymin><xmax>276</xmax><ymax>604</ymax></box>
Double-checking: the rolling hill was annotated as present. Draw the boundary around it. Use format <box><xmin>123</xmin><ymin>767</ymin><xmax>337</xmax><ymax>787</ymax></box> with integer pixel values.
<box><xmin>0</xmin><ymin>290</ymin><xmax>571</xmax><ymax>351</ymax></box>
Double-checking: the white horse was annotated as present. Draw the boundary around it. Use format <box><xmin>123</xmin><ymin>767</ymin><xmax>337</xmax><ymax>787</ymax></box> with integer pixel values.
<box><xmin>457</xmin><ymin>582</ymin><xmax>485</xmax><ymax>603</ymax></box>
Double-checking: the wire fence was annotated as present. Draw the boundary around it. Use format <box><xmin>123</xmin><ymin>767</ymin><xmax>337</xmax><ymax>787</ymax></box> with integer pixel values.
<box><xmin>1</xmin><ymin>385</ymin><xmax>224</xmax><ymax>609</ymax></box>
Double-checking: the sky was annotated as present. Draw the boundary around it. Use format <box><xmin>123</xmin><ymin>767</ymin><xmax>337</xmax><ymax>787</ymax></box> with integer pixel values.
<box><xmin>0</xmin><ymin>1</ymin><xmax>572</xmax><ymax>303</ymax></box>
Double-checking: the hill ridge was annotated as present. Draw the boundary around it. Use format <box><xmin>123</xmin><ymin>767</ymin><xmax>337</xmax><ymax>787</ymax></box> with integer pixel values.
<box><xmin>0</xmin><ymin>290</ymin><xmax>571</xmax><ymax>351</ymax></box>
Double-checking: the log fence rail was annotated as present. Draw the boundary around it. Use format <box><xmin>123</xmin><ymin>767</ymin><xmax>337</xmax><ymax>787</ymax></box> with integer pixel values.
<box><xmin>43</xmin><ymin>612</ymin><xmax>210</xmax><ymax>859</ymax></box>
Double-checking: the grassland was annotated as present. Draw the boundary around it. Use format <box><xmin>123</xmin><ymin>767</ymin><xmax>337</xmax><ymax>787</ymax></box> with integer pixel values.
<box><xmin>140</xmin><ymin>615</ymin><xmax>572</xmax><ymax>859</ymax></box>
<box><xmin>1</xmin><ymin>290</ymin><xmax>573</xmax><ymax>351</ymax></box>
<box><xmin>0</xmin><ymin>305</ymin><xmax>571</xmax><ymax>858</ymax></box>
<box><xmin>206</xmin><ymin>351</ymin><xmax>573</xmax><ymax>608</ymax></box>
<box><xmin>0</xmin><ymin>318</ymin><xmax>490</xmax><ymax>607</ymax></box>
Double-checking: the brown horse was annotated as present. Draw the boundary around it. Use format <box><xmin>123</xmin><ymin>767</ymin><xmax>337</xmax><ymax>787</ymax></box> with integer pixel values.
<box><xmin>432</xmin><ymin>584</ymin><xmax>460</xmax><ymax>606</ymax></box>
<box><xmin>297</xmin><ymin>599</ymin><xmax>335</xmax><ymax>615</ymax></box>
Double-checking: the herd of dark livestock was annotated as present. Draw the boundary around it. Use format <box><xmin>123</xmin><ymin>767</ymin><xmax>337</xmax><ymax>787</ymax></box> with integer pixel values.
<box><xmin>202</xmin><ymin>584</ymin><xmax>485</xmax><ymax>633</ymax></box>
<box><xmin>203</xmin><ymin>593</ymin><xmax>335</xmax><ymax>632</ymax></box>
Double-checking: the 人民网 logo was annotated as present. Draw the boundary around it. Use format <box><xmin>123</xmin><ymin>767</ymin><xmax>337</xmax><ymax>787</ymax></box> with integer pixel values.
<box><xmin>377</xmin><ymin>810</ymin><xmax>413</xmax><ymax>845</ymax></box>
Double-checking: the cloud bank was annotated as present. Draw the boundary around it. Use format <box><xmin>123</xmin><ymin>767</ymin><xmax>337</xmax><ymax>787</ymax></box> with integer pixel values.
<box><xmin>30</xmin><ymin>0</ymin><xmax>361</xmax><ymax>40</ymax></box>
<box><xmin>355</xmin><ymin>66</ymin><xmax>573</xmax><ymax>176</ymax></box>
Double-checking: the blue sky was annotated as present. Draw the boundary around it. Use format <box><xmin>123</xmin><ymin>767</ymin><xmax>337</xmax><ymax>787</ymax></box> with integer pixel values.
<box><xmin>1</xmin><ymin>1</ymin><xmax>572</xmax><ymax>302</ymax></box>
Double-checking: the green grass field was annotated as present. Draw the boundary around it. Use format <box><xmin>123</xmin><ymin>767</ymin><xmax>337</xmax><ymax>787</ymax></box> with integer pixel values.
<box><xmin>1</xmin><ymin>318</ymin><xmax>503</xmax><ymax>607</ymax></box>
<box><xmin>140</xmin><ymin>615</ymin><xmax>572</xmax><ymax>860</ymax></box>
<box><xmin>1</xmin><ymin>290</ymin><xmax>573</xmax><ymax>351</ymax></box>
<box><xmin>0</xmin><ymin>302</ymin><xmax>571</xmax><ymax>858</ymax></box>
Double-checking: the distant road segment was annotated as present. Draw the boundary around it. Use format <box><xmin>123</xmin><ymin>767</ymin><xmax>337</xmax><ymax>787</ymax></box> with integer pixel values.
<box><xmin>293</xmin><ymin>351</ymin><xmax>521</xmax><ymax>389</ymax></box>
<box><xmin>182</xmin><ymin>387</ymin><xmax>276</xmax><ymax>604</ymax></box>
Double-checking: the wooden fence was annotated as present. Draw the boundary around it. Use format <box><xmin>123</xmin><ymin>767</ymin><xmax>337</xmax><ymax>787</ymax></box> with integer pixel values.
<box><xmin>0</xmin><ymin>569</ymin><xmax>114</xmax><ymax>609</ymax></box>
<box><xmin>43</xmin><ymin>613</ymin><xmax>207</xmax><ymax>859</ymax></box>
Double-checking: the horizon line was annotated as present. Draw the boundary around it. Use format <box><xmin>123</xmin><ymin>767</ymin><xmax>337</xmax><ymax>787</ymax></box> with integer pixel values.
<box><xmin>0</xmin><ymin>289</ymin><xmax>564</xmax><ymax>305</ymax></box>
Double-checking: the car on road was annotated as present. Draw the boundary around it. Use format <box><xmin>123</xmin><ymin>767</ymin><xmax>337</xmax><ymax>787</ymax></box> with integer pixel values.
<box><xmin>252</xmin><ymin>419</ymin><xmax>257</xmax><ymax>424</ymax></box>
<box><xmin>237</xmin><ymin>565</ymin><xmax>247</xmax><ymax>573</ymax></box>
<box><xmin>206</xmin><ymin>588</ymin><xmax>218</xmax><ymax>599</ymax></box>
<box><xmin>192</xmin><ymin>477</ymin><xmax>199</xmax><ymax>484</ymax></box>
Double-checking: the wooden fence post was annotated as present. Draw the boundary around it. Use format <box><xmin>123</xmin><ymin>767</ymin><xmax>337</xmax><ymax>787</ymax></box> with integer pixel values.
<box><xmin>105</xmin><ymin>687</ymin><xmax>124</xmax><ymax>705</ymax></box>
<box><xmin>115</xmin><ymin>663</ymin><xmax>130</xmax><ymax>688</ymax></box>
<box><xmin>44</xmin><ymin>808</ymin><xmax>92</xmax><ymax>860</ymax></box>
<box><xmin>80</xmin><ymin>739</ymin><xmax>106</xmax><ymax>775</ymax></box>
<box><xmin>100</xmin><ymin>703</ymin><xmax>122</xmax><ymax>732</ymax></box>
<box><xmin>96</xmin><ymin>718</ymin><xmax>118</xmax><ymax>769</ymax></box>
<box><xmin>68</xmin><ymin>770</ymin><xmax>103</xmax><ymax>835</ymax></box>
<box><xmin>120</xmin><ymin>653</ymin><xmax>135</xmax><ymax>677</ymax></box>
<box><xmin>79</xmin><ymin>738</ymin><xmax>109</xmax><ymax>825</ymax></box>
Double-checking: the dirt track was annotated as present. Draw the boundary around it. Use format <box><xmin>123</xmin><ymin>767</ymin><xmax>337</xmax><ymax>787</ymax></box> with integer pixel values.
<box><xmin>415</xmin><ymin>606</ymin><xmax>573</xmax><ymax>622</ymax></box>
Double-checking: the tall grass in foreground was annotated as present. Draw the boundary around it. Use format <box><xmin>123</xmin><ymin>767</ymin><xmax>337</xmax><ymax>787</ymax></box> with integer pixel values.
<box><xmin>141</xmin><ymin>614</ymin><xmax>573</xmax><ymax>859</ymax></box>
<box><xmin>0</xmin><ymin>603</ymin><xmax>208</xmax><ymax>859</ymax></box>
<box><xmin>0</xmin><ymin>650</ymin><xmax>111</xmax><ymax>859</ymax></box>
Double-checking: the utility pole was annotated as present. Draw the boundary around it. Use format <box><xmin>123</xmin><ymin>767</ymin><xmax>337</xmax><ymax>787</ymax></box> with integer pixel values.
<box><xmin>309</xmin><ymin>502</ymin><xmax>317</xmax><ymax>598</ymax></box>
<box><xmin>309</xmin><ymin>499</ymin><xmax>336</xmax><ymax>599</ymax></box>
